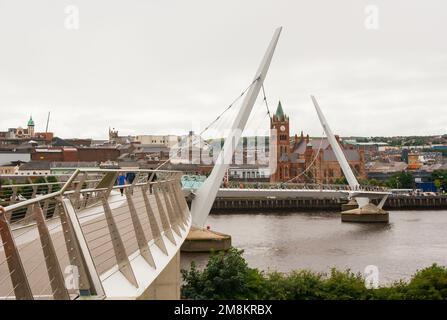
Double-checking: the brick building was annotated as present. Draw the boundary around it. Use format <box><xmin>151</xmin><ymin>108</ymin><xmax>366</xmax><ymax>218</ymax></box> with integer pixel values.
<box><xmin>32</xmin><ymin>147</ymin><xmax>120</xmax><ymax>163</ymax></box>
<box><xmin>270</xmin><ymin>101</ymin><xmax>366</xmax><ymax>184</ymax></box>
<box><xmin>77</xmin><ymin>148</ymin><xmax>120</xmax><ymax>162</ymax></box>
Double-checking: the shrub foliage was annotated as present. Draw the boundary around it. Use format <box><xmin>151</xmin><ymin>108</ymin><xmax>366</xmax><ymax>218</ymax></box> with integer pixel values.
<box><xmin>181</xmin><ymin>248</ymin><xmax>447</xmax><ymax>300</ymax></box>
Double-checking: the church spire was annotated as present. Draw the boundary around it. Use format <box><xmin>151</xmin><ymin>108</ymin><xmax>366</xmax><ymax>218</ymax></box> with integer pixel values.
<box><xmin>275</xmin><ymin>100</ymin><xmax>286</xmax><ymax>121</ymax></box>
<box><xmin>27</xmin><ymin>115</ymin><xmax>34</xmax><ymax>127</ymax></box>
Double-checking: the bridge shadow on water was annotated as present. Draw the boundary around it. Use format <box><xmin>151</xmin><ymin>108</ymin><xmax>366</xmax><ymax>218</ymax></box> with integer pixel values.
<box><xmin>346</xmin><ymin>221</ymin><xmax>393</xmax><ymax>236</ymax></box>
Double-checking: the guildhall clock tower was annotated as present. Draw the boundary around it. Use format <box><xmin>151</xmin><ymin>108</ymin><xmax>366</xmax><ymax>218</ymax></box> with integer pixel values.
<box><xmin>270</xmin><ymin>101</ymin><xmax>291</xmax><ymax>182</ymax></box>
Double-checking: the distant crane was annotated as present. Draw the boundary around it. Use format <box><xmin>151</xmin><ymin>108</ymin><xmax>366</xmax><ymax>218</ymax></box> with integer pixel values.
<box><xmin>45</xmin><ymin>112</ymin><xmax>51</xmax><ymax>134</ymax></box>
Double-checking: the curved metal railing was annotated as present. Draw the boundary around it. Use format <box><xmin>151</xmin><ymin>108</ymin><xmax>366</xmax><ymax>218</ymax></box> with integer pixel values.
<box><xmin>0</xmin><ymin>169</ymin><xmax>191</xmax><ymax>300</ymax></box>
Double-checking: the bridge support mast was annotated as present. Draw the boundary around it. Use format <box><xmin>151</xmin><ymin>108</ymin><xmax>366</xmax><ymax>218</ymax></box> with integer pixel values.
<box><xmin>311</xmin><ymin>96</ymin><xmax>389</xmax><ymax>223</ymax></box>
<box><xmin>183</xmin><ymin>27</ymin><xmax>282</xmax><ymax>251</ymax></box>
<box><xmin>190</xmin><ymin>27</ymin><xmax>282</xmax><ymax>228</ymax></box>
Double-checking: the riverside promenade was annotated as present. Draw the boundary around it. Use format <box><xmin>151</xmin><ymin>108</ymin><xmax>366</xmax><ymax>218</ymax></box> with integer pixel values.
<box><xmin>210</xmin><ymin>195</ymin><xmax>447</xmax><ymax>212</ymax></box>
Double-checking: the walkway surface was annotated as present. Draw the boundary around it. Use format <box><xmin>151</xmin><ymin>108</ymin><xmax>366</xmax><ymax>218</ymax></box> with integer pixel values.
<box><xmin>0</xmin><ymin>190</ymin><xmax>169</xmax><ymax>298</ymax></box>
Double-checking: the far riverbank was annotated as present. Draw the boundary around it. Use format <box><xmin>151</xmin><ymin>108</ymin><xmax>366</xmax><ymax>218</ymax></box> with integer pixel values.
<box><xmin>209</xmin><ymin>195</ymin><xmax>447</xmax><ymax>213</ymax></box>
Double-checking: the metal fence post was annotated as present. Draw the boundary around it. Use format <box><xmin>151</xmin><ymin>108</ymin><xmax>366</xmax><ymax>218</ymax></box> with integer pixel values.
<box><xmin>125</xmin><ymin>189</ymin><xmax>156</xmax><ymax>268</ymax></box>
<box><xmin>167</xmin><ymin>181</ymin><xmax>185</xmax><ymax>231</ymax></box>
<box><xmin>160</xmin><ymin>181</ymin><xmax>181</xmax><ymax>236</ymax></box>
<box><xmin>58</xmin><ymin>198</ymin><xmax>93</xmax><ymax>296</ymax></box>
<box><xmin>73</xmin><ymin>173</ymin><xmax>87</xmax><ymax>209</ymax></box>
<box><xmin>0</xmin><ymin>209</ymin><xmax>33</xmax><ymax>300</ymax></box>
<box><xmin>23</xmin><ymin>184</ymin><xmax>38</xmax><ymax>224</ymax></box>
<box><xmin>42</xmin><ymin>184</ymin><xmax>53</xmax><ymax>217</ymax></box>
<box><xmin>33</xmin><ymin>203</ymin><xmax>70</xmax><ymax>300</ymax></box>
<box><xmin>61</xmin><ymin>198</ymin><xmax>105</xmax><ymax>298</ymax></box>
<box><xmin>11</xmin><ymin>186</ymin><xmax>17</xmax><ymax>206</ymax></box>
<box><xmin>172</xmin><ymin>178</ymin><xmax>189</xmax><ymax>224</ymax></box>
<box><xmin>141</xmin><ymin>184</ymin><xmax>168</xmax><ymax>255</ymax></box>
<box><xmin>153</xmin><ymin>182</ymin><xmax>176</xmax><ymax>245</ymax></box>
<box><xmin>102</xmin><ymin>198</ymin><xmax>138</xmax><ymax>288</ymax></box>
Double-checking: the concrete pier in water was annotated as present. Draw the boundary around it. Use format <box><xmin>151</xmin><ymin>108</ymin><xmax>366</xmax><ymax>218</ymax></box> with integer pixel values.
<box><xmin>181</xmin><ymin>227</ymin><xmax>232</xmax><ymax>252</ymax></box>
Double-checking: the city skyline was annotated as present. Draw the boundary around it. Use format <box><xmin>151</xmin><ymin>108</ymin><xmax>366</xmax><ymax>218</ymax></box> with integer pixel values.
<box><xmin>1</xmin><ymin>0</ymin><xmax>446</xmax><ymax>139</ymax></box>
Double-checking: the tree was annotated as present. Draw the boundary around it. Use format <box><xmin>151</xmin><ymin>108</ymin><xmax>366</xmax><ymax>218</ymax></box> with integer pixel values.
<box><xmin>367</xmin><ymin>179</ymin><xmax>385</xmax><ymax>187</ymax></box>
<box><xmin>404</xmin><ymin>264</ymin><xmax>447</xmax><ymax>299</ymax></box>
<box><xmin>334</xmin><ymin>177</ymin><xmax>347</xmax><ymax>185</ymax></box>
<box><xmin>46</xmin><ymin>176</ymin><xmax>61</xmax><ymax>192</ymax></box>
<box><xmin>0</xmin><ymin>179</ymin><xmax>12</xmax><ymax>203</ymax></box>
<box><xmin>35</xmin><ymin>177</ymin><xmax>49</xmax><ymax>195</ymax></box>
<box><xmin>181</xmin><ymin>248</ymin><xmax>447</xmax><ymax>300</ymax></box>
<box><xmin>432</xmin><ymin>170</ymin><xmax>447</xmax><ymax>192</ymax></box>
<box><xmin>181</xmin><ymin>248</ymin><xmax>262</xmax><ymax>299</ymax></box>
<box><xmin>386</xmin><ymin>172</ymin><xmax>414</xmax><ymax>189</ymax></box>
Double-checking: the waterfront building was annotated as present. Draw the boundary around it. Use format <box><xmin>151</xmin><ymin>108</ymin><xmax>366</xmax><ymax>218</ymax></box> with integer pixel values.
<box><xmin>3</xmin><ymin>116</ymin><xmax>35</xmax><ymax>139</ymax></box>
<box><xmin>134</xmin><ymin>134</ymin><xmax>179</xmax><ymax>148</ymax></box>
<box><xmin>228</xmin><ymin>165</ymin><xmax>270</xmax><ymax>181</ymax></box>
<box><xmin>17</xmin><ymin>161</ymin><xmax>52</xmax><ymax>176</ymax></box>
<box><xmin>270</xmin><ymin>101</ymin><xmax>366</xmax><ymax>184</ymax></box>
<box><xmin>0</xmin><ymin>116</ymin><xmax>54</xmax><ymax>144</ymax></box>
<box><xmin>0</xmin><ymin>165</ymin><xmax>18</xmax><ymax>175</ymax></box>
<box><xmin>31</xmin><ymin>146</ymin><xmax>121</xmax><ymax>163</ymax></box>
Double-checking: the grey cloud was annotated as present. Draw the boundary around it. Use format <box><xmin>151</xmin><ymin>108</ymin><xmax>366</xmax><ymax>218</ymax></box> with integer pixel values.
<box><xmin>0</xmin><ymin>0</ymin><xmax>446</xmax><ymax>139</ymax></box>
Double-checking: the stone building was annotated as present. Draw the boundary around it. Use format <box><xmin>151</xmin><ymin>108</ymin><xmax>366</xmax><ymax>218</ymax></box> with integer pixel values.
<box><xmin>0</xmin><ymin>116</ymin><xmax>53</xmax><ymax>145</ymax></box>
<box><xmin>270</xmin><ymin>101</ymin><xmax>366</xmax><ymax>184</ymax></box>
<box><xmin>1</xmin><ymin>116</ymin><xmax>35</xmax><ymax>139</ymax></box>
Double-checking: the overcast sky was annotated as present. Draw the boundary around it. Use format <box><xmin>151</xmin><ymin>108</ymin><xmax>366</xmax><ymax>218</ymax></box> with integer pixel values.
<box><xmin>0</xmin><ymin>0</ymin><xmax>446</xmax><ymax>139</ymax></box>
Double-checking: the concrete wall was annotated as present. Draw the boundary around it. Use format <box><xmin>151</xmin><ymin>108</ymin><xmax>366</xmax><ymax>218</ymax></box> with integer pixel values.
<box><xmin>138</xmin><ymin>251</ymin><xmax>181</xmax><ymax>300</ymax></box>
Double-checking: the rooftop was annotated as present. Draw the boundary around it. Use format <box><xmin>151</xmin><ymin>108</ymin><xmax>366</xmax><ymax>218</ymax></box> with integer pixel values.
<box><xmin>19</xmin><ymin>161</ymin><xmax>51</xmax><ymax>171</ymax></box>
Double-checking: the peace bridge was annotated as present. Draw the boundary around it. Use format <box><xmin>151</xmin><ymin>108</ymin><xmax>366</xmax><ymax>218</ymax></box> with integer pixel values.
<box><xmin>0</xmin><ymin>27</ymin><xmax>393</xmax><ymax>300</ymax></box>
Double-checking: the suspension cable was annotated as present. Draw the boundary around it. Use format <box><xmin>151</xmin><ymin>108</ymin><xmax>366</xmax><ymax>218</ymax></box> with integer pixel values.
<box><xmin>199</xmin><ymin>78</ymin><xmax>259</xmax><ymax>136</ymax></box>
<box><xmin>155</xmin><ymin>77</ymin><xmax>260</xmax><ymax>171</ymax></box>
<box><xmin>285</xmin><ymin>133</ymin><xmax>326</xmax><ymax>184</ymax></box>
<box><xmin>261</xmin><ymin>84</ymin><xmax>271</xmax><ymax>118</ymax></box>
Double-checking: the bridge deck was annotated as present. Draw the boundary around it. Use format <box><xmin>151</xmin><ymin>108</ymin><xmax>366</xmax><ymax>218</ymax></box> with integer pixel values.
<box><xmin>214</xmin><ymin>188</ymin><xmax>390</xmax><ymax>200</ymax></box>
<box><xmin>0</xmin><ymin>191</ymin><xmax>170</xmax><ymax>299</ymax></box>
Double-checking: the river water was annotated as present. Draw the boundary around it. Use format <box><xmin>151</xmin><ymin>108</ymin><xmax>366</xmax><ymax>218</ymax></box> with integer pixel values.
<box><xmin>180</xmin><ymin>210</ymin><xmax>447</xmax><ymax>285</ymax></box>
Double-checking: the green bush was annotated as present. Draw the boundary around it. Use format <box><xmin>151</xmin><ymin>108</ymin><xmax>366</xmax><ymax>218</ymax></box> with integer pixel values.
<box><xmin>181</xmin><ymin>248</ymin><xmax>447</xmax><ymax>300</ymax></box>
<box><xmin>404</xmin><ymin>264</ymin><xmax>447</xmax><ymax>299</ymax></box>
<box><xmin>181</xmin><ymin>248</ymin><xmax>260</xmax><ymax>299</ymax></box>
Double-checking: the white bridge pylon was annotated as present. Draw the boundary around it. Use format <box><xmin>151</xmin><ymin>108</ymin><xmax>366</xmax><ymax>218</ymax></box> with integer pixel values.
<box><xmin>190</xmin><ymin>27</ymin><xmax>283</xmax><ymax>228</ymax></box>
<box><xmin>311</xmin><ymin>95</ymin><xmax>390</xmax><ymax>209</ymax></box>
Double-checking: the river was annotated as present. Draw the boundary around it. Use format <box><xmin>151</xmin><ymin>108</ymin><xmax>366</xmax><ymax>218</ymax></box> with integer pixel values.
<box><xmin>180</xmin><ymin>210</ymin><xmax>447</xmax><ymax>285</ymax></box>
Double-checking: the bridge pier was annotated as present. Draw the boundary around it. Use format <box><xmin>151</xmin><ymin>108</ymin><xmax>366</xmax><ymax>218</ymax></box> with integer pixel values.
<box><xmin>341</xmin><ymin>203</ymin><xmax>389</xmax><ymax>223</ymax></box>
<box><xmin>138</xmin><ymin>251</ymin><xmax>181</xmax><ymax>300</ymax></box>
<box><xmin>341</xmin><ymin>198</ymin><xmax>358</xmax><ymax>211</ymax></box>
<box><xmin>181</xmin><ymin>227</ymin><xmax>232</xmax><ymax>253</ymax></box>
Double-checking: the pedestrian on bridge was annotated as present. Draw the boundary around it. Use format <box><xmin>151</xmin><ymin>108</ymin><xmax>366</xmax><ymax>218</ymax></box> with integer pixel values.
<box><xmin>126</xmin><ymin>172</ymin><xmax>136</xmax><ymax>184</ymax></box>
<box><xmin>118</xmin><ymin>173</ymin><xmax>127</xmax><ymax>196</ymax></box>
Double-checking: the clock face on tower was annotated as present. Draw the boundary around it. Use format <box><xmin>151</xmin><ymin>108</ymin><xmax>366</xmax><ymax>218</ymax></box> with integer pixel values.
<box><xmin>280</xmin><ymin>125</ymin><xmax>286</xmax><ymax>132</ymax></box>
